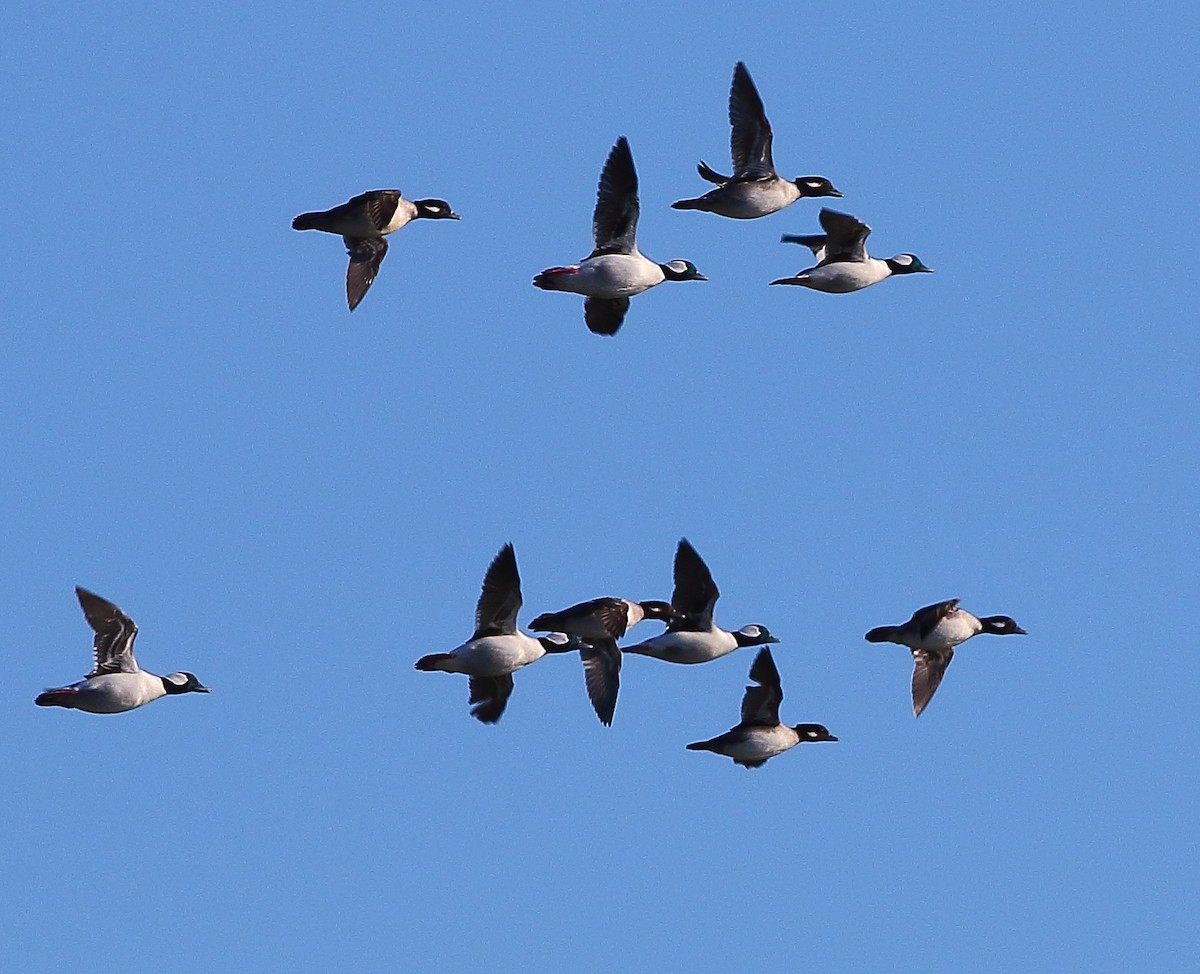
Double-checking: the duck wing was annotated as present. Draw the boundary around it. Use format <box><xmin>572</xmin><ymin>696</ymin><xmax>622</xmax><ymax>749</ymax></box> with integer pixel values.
<box><xmin>344</xmin><ymin>236</ymin><xmax>389</xmax><ymax>310</ymax></box>
<box><xmin>469</xmin><ymin>674</ymin><xmax>514</xmax><ymax>723</ymax></box>
<box><xmin>76</xmin><ymin>586</ymin><xmax>140</xmax><ymax>677</ymax></box>
<box><xmin>580</xmin><ymin>638</ymin><xmax>622</xmax><ymax>726</ymax></box>
<box><xmin>590</xmin><ymin>137</ymin><xmax>639</xmax><ymax>257</ymax></box>
<box><xmin>669</xmin><ymin>538</ymin><xmax>720</xmax><ymax>630</ymax></box>
<box><xmin>739</xmin><ymin>648</ymin><xmax>784</xmax><ymax>725</ymax></box>
<box><xmin>584</xmin><ymin>297</ymin><xmax>631</xmax><ymax>336</ymax></box>
<box><xmin>816</xmin><ymin>209</ymin><xmax>872</xmax><ymax>264</ymax></box>
<box><xmin>728</xmin><ymin>62</ymin><xmax>777</xmax><ymax>181</ymax></box>
<box><xmin>911</xmin><ymin>647</ymin><xmax>953</xmax><ymax>716</ymax></box>
<box><xmin>472</xmin><ymin>543</ymin><xmax>523</xmax><ymax>638</ymax></box>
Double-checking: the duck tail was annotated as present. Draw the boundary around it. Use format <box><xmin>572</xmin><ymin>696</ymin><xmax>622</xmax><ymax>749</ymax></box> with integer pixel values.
<box><xmin>35</xmin><ymin>688</ymin><xmax>77</xmax><ymax>708</ymax></box>
<box><xmin>291</xmin><ymin>212</ymin><xmax>323</xmax><ymax>231</ymax></box>
<box><xmin>532</xmin><ymin>266</ymin><xmax>578</xmax><ymax>290</ymax></box>
<box><xmin>864</xmin><ymin>626</ymin><xmax>899</xmax><ymax>643</ymax></box>
<box><xmin>686</xmin><ymin>739</ymin><xmax>717</xmax><ymax>752</ymax></box>
<box><xmin>414</xmin><ymin>653</ymin><xmax>456</xmax><ymax>672</ymax></box>
<box><xmin>670</xmin><ymin>197</ymin><xmax>705</xmax><ymax>211</ymax></box>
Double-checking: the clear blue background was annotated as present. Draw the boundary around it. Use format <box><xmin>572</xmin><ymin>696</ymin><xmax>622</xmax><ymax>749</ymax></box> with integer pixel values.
<box><xmin>2</xmin><ymin>2</ymin><xmax>1196</xmax><ymax>971</ymax></box>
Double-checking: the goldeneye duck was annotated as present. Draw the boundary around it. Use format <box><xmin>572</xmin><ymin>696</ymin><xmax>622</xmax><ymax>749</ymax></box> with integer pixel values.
<box><xmin>623</xmin><ymin>539</ymin><xmax>778</xmax><ymax>665</ymax></box>
<box><xmin>865</xmin><ymin>598</ymin><xmax>1026</xmax><ymax>715</ymax></box>
<box><xmin>292</xmin><ymin>190</ymin><xmax>459</xmax><ymax>310</ymax></box>
<box><xmin>672</xmin><ymin>62</ymin><xmax>842</xmax><ymax>220</ymax></box>
<box><xmin>414</xmin><ymin>544</ymin><xmax>579</xmax><ymax>723</ymax></box>
<box><xmin>35</xmin><ymin>587</ymin><xmax>210</xmax><ymax>714</ymax></box>
<box><xmin>533</xmin><ymin>137</ymin><xmax>706</xmax><ymax>336</ymax></box>
<box><xmin>686</xmin><ymin>648</ymin><xmax>837</xmax><ymax>768</ymax></box>
<box><xmin>773</xmin><ymin>208</ymin><xmax>932</xmax><ymax>292</ymax></box>
<box><xmin>529</xmin><ymin>597</ymin><xmax>673</xmax><ymax>725</ymax></box>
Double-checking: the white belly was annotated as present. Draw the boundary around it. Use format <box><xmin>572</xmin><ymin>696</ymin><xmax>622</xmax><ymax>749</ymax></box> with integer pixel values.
<box><xmin>924</xmin><ymin>612</ymin><xmax>982</xmax><ymax>650</ymax></box>
<box><xmin>567</xmin><ymin>253</ymin><xmax>665</xmax><ymax>298</ymax></box>
<box><xmin>794</xmin><ymin>259</ymin><xmax>892</xmax><ymax>293</ymax></box>
<box><xmin>624</xmin><ymin>627</ymin><xmax>738</xmax><ymax>664</ymax></box>
<box><xmin>724</xmin><ymin>726</ymin><xmax>799</xmax><ymax>763</ymax></box>
<box><xmin>67</xmin><ymin>673</ymin><xmax>165</xmax><ymax>713</ymax></box>
<box><xmin>702</xmin><ymin>180</ymin><xmax>800</xmax><ymax>219</ymax></box>
<box><xmin>452</xmin><ymin>633</ymin><xmax>546</xmax><ymax>675</ymax></box>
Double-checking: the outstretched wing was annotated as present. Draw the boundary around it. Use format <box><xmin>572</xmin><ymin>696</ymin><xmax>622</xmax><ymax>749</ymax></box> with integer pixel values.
<box><xmin>344</xmin><ymin>236</ymin><xmax>389</xmax><ymax>310</ymax></box>
<box><xmin>911</xmin><ymin>648</ymin><xmax>953</xmax><ymax>716</ymax></box>
<box><xmin>579</xmin><ymin>638</ymin><xmax>622</xmax><ymax>726</ymax></box>
<box><xmin>729</xmin><ymin>62</ymin><xmax>776</xmax><ymax>180</ymax></box>
<box><xmin>669</xmin><ymin>538</ymin><xmax>720</xmax><ymax>630</ymax></box>
<box><xmin>591</xmin><ymin>137</ymin><xmax>639</xmax><ymax>256</ymax></box>
<box><xmin>469</xmin><ymin>674</ymin><xmax>514</xmax><ymax>724</ymax></box>
<box><xmin>816</xmin><ymin>209</ymin><xmax>872</xmax><ymax>264</ymax></box>
<box><xmin>76</xmin><ymin>586</ymin><xmax>140</xmax><ymax>677</ymax></box>
<box><xmin>473</xmin><ymin>544</ymin><xmax>523</xmax><ymax>637</ymax></box>
<box><xmin>584</xmin><ymin>297</ymin><xmax>630</xmax><ymax>336</ymax></box>
<box><xmin>740</xmin><ymin>648</ymin><xmax>783</xmax><ymax>725</ymax></box>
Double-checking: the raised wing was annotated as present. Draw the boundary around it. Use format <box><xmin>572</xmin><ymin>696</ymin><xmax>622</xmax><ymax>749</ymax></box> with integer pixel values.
<box><xmin>739</xmin><ymin>648</ymin><xmax>783</xmax><ymax>725</ymax></box>
<box><xmin>728</xmin><ymin>62</ymin><xmax>776</xmax><ymax>180</ymax></box>
<box><xmin>472</xmin><ymin>543</ymin><xmax>523</xmax><ymax>638</ymax></box>
<box><xmin>816</xmin><ymin>209</ymin><xmax>872</xmax><ymax>264</ymax></box>
<box><xmin>469</xmin><ymin>674</ymin><xmax>514</xmax><ymax>723</ymax></box>
<box><xmin>344</xmin><ymin>236</ymin><xmax>389</xmax><ymax>310</ymax></box>
<box><xmin>911</xmin><ymin>647</ymin><xmax>953</xmax><ymax>716</ymax></box>
<box><xmin>530</xmin><ymin>598</ymin><xmax>632</xmax><ymax>640</ymax></box>
<box><xmin>346</xmin><ymin>189</ymin><xmax>402</xmax><ymax>233</ymax></box>
<box><xmin>669</xmin><ymin>538</ymin><xmax>720</xmax><ymax>629</ymax></box>
<box><xmin>76</xmin><ymin>586</ymin><xmax>140</xmax><ymax>677</ymax></box>
<box><xmin>590</xmin><ymin>137</ymin><xmax>640</xmax><ymax>256</ymax></box>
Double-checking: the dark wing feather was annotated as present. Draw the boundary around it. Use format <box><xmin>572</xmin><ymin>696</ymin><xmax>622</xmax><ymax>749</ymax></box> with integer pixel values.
<box><xmin>363</xmin><ymin>190</ymin><xmax>402</xmax><ymax>231</ymax></box>
<box><xmin>76</xmin><ymin>586</ymin><xmax>140</xmax><ymax>677</ymax></box>
<box><xmin>469</xmin><ymin>674</ymin><xmax>514</xmax><ymax>723</ymax></box>
<box><xmin>669</xmin><ymin>538</ymin><xmax>720</xmax><ymax>629</ymax></box>
<box><xmin>590</xmin><ymin>137</ymin><xmax>639</xmax><ymax>256</ymax></box>
<box><xmin>816</xmin><ymin>209</ymin><xmax>871</xmax><ymax>263</ymax></box>
<box><xmin>579</xmin><ymin>638</ymin><xmax>622</xmax><ymax>726</ymax></box>
<box><xmin>913</xmin><ymin>599</ymin><xmax>960</xmax><ymax>641</ymax></box>
<box><xmin>472</xmin><ymin>543</ymin><xmax>522</xmax><ymax>637</ymax></box>
<box><xmin>584</xmin><ymin>297</ymin><xmax>630</xmax><ymax>336</ymax></box>
<box><xmin>729</xmin><ymin>62</ymin><xmax>776</xmax><ymax>179</ymax></box>
<box><xmin>911</xmin><ymin>648</ymin><xmax>952</xmax><ymax>716</ymax></box>
<box><xmin>740</xmin><ymin>648</ymin><xmax>783</xmax><ymax>725</ymax></box>
<box><xmin>529</xmin><ymin>597</ymin><xmax>630</xmax><ymax>639</ymax></box>
<box><xmin>344</xmin><ymin>236</ymin><xmax>389</xmax><ymax>310</ymax></box>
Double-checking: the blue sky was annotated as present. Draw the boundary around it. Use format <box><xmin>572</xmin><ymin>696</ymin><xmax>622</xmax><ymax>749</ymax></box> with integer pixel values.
<box><xmin>2</xmin><ymin>2</ymin><xmax>1196</xmax><ymax>971</ymax></box>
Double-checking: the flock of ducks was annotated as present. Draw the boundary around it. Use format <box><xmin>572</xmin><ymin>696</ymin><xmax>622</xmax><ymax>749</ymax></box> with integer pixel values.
<box><xmin>36</xmin><ymin>62</ymin><xmax>1022</xmax><ymax>768</ymax></box>
<box><xmin>291</xmin><ymin>61</ymin><xmax>931</xmax><ymax>330</ymax></box>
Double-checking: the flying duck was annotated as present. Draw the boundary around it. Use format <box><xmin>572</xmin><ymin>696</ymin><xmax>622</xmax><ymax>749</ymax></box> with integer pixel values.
<box><xmin>529</xmin><ymin>597</ymin><xmax>674</xmax><ymax>725</ymax></box>
<box><xmin>865</xmin><ymin>599</ymin><xmax>1026</xmax><ymax>716</ymax></box>
<box><xmin>623</xmin><ymin>539</ymin><xmax>778</xmax><ymax>664</ymax></box>
<box><xmin>772</xmin><ymin>208</ymin><xmax>932</xmax><ymax>292</ymax></box>
<box><xmin>414</xmin><ymin>544</ymin><xmax>578</xmax><ymax>723</ymax></box>
<box><xmin>672</xmin><ymin>62</ymin><xmax>842</xmax><ymax>219</ymax></box>
<box><xmin>533</xmin><ymin>136</ymin><xmax>707</xmax><ymax>336</ymax></box>
<box><xmin>687</xmin><ymin>648</ymin><xmax>837</xmax><ymax>768</ymax></box>
<box><xmin>35</xmin><ymin>587</ymin><xmax>210</xmax><ymax>714</ymax></box>
<box><xmin>292</xmin><ymin>190</ymin><xmax>459</xmax><ymax>310</ymax></box>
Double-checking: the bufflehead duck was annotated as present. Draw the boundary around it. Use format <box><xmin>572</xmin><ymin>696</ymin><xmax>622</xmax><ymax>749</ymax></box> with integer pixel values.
<box><xmin>533</xmin><ymin>137</ymin><xmax>706</xmax><ymax>336</ymax></box>
<box><xmin>623</xmin><ymin>539</ymin><xmax>778</xmax><ymax>664</ymax></box>
<box><xmin>687</xmin><ymin>648</ymin><xmax>837</xmax><ymax>768</ymax></box>
<box><xmin>292</xmin><ymin>190</ymin><xmax>459</xmax><ymax>310</ymax></box>
<box><xmin>672</xmin><ymin>62</ymin><xmax>842</xmax><ymax>219</ymax></box>
<box><xmin>414</xmin><ymin>544</ymin><xmax>578</xmax><ymax>723</ymax></box>
<box><xmin>865</xmin><ymin>599</ymin><xmax>1026</xmax><ymax>715</ymax></box>
<box><xmin>35</xmin><ymin>587</ymin><xmax>210</xmax><ymax>714</ymax></box>
<box><xmin>529</xmin><ymin>597</ymin><xmax>674</xmax><ymax>725</ymax></box>
<box><xmin>772</xmin><ymin>208</ymin><xmax>932</xmax><ymax>292</ymax></box>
